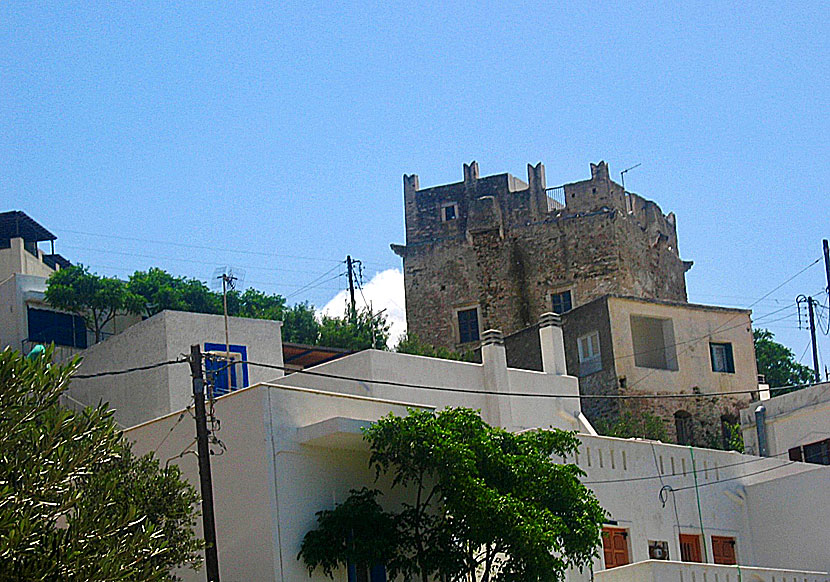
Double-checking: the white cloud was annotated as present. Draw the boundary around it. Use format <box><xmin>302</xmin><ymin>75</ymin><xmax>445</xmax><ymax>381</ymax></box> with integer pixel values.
<box><xmin>320</xmin><ymin>268</ymin><xmax>407</xmax><ymax>347</ymax></box>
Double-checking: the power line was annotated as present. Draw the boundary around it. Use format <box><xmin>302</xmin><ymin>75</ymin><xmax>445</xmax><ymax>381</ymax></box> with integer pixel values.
<box><xmin>582</xmin><ymin>450</ymin><xmax>789</xmax><ymax>485</ymax></box>
<box><xmin>249</xmin><ymin>360</ymin><xmax>768</xmax><ymax>400</ymax></box>
<box><xmin>670</xmin><ymin>461</ymin><xmax>797</xmax><ymax>492</ymax></box>
<box><xmin>59</xmin><ymin>244</ymin><xmax>330</xmax><ymax>276</ymax></box>
<box><xmin>73</xmin><ymin>358</ymin><xmax>186</xmax><ymax>379</ymax></box>
<box><xmin>55</xmin><ymin>228</ymin><xmax>344</xmax><ymax>265</ymax></box>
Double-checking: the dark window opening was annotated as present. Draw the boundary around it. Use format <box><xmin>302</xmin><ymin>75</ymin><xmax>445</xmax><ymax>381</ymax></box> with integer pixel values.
<box><xmin>675</xmin><ymin>411</ymin><xmax>694</xmax><ymax>445</ymax></box>
<box><xmin>790</xmin><ymin>438</ymin><xmax>830</xmax><ymax>465</ymax></box>
<box><xmin>631</xmin><ymin>315</ymin><xmax>678</xmax><ymax>370</ymax></box>
<box><xmin>457</xmin><ymin>308</ymin><xmax>480</xmax><ymax>344</ymax></box>
<box><xmin>27</xmin><ymin>307</ymin><xmax>87</xmax><ymax>349</ymax></box>
<box><xmin>442</xmin><ymin>204</ymin><xmax>457</xmax><ymax>221</ymax></box>
<box><xmin>551</xmin><ymin>290</ymin><xmax>572</xmax><ymax>314</ymax></box>
<box><xmin>710</xmin><ymin>342</ymin><xmax>735</xmax><ymax>373</ymax></box>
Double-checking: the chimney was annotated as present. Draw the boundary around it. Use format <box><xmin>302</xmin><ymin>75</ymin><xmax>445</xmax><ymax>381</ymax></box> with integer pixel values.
<box><xmin>538</xmin><ymin>312</ymin><xmax>567</xmax><ymax>375</ymax></box>
<box><xmin>480</xmin><ymin>329</ymin><xmax>511</xmax><ymax>428</ymax></box>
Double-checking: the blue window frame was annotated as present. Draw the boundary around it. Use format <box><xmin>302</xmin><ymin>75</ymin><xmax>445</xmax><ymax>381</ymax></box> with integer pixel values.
<box><xmin>203</xmin><ymin>343</ymin><xmax>249</xmax><ymax>398</ymax></box>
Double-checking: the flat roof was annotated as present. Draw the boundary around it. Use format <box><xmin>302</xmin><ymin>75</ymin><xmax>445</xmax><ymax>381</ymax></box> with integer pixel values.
<box><xmin>283</xmin><ymin>342</ymin><xmax>353</xmax><ymax>369</ymax></box>
<box><xmin>599</xmin><ymin>294</ymin><xmax>752</xmax><ymax>314</ymax></box>
<box><xmin>0</xmin><ymin>211</ymin><xmax>56</xmax><ymax>242</ymax></box>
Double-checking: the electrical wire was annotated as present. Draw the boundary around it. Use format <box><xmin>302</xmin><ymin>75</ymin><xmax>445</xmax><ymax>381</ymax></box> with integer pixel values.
<box><xmin>583</xmin><ymin>450</ymin><xmax>789</xmax><ymax>485</ymax></box>
<box><xmin>73</xmin><ymin>358</ymin><xmax>186</xmax><ymax>379</ymax></box>
<box><xmin>59</xmin><ymin>244</ymin><xmax>325</xmax><ymax>276</ymax></box>
<box><xmin>283</xmin><ymin>266</ymin><xmax>346</xmax><ymax>301</ymax></box>
<box><xmin>247</xmin><ymin>360</ymin><xmax>768</xmax><ymax>400</ymax></box>
<box><xmin>55</xmin><ymin>228</ymin><xmax>344</xmax><ymax>265</ymax></box>
<box><xmin>670</xmin><ymin>461</ymin><xmax>797</xmax><ymax>492</ymax></box>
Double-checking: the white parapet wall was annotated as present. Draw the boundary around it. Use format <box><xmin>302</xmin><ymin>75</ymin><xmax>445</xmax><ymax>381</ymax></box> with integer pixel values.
<box><xmin>595</xmin><ymin>559</ymin><xmax>829</xmax><ymax>582</ymax></box>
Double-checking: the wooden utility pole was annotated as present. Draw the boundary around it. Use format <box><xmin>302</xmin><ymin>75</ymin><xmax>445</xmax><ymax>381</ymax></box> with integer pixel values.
<box><xmin>189</xmin><ymin>344</ymin><xmax>221</xmax><ymax>582</ymax></box>
<box><xmin>346</xmin><ymin>255</ymin><xmax>357</xmax><ymax>322</ymax></box>
<box><xmin>807</xmin><ymin>297</ymin><xmax>820</xmax><ymax>384</ymax></box>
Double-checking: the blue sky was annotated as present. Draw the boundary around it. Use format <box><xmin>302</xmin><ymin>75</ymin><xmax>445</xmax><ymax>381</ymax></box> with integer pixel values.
<box><xmin>2</xmin><ymin>2</ymin><xmax>828</xmax><ymax>364</ymax></box>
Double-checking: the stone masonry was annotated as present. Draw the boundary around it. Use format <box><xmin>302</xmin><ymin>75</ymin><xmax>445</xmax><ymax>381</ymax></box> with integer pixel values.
<box><xmin>392</xmin><ymin>161</ymin><xmax>693</xmax><ymax>350</ymax></box>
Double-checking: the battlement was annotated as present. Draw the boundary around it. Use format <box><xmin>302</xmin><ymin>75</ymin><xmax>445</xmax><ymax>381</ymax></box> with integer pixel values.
<box><xmin>401</xmin><ymin>161</ymin><xmax>678</xmax><ymax>250</ymax></box>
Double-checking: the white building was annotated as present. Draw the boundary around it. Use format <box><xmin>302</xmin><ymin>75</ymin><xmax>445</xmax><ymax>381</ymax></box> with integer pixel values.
<box><xmin>122</xmin><ymin>315</ymin><xmax>829</xmax><ymax>582</ymax></box>
<box><xmin>741</xmin><ymin>381</ymin><xmax>830</xmax><ymax>464</ymax></box>
<box><xmin>67</xmin><ymin>309</ymin><xmax>285</xmax><ymax>428</ymax></box>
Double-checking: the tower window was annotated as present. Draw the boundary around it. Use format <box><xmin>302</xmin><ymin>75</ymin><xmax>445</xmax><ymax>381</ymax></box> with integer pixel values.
<box><xmin>457</xmin><ymin>308</ymin><xmax>480</xmax><ymax>344</ymax></box>
<box><xmin>441</xmin><ymin>203</ymin><xmax>458</xmax><ymax>222</ymax></box>
<box><xmin>551</xmin><ymin>290</ymin><xmax>572</xmax><ymax>314</ymax></box>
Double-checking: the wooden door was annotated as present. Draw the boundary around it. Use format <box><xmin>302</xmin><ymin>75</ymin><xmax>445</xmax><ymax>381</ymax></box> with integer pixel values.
<box><xmin>712</xmin><ymin>536</ymin><xmax>737</xmax><ymax>565</ymax></box>
<box><xmin>679</xmin><ymin>534</ymin><xmax>703</xmax><ymax>563</ymax></box>
<box><xmin>602</xmin><ymin>528</ymin><xmax>629</xmax><ymax>569</ymax></box>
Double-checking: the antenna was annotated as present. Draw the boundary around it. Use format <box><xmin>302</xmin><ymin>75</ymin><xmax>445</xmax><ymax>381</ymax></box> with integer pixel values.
<box><xmin>620</xmin><ymin>163</ymin><xmax>642</xmax><ymax>191</ymax></box>
<box><xmin>211</xmin><ymin>267</ymin><xmax>246</xmax><ymax>398</ymax></box>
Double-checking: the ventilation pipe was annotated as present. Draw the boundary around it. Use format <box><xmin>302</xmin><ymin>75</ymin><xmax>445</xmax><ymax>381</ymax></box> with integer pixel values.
<box><xmin>754</xmin><ymin>405</ymin><xmax>768</xmax><ymax>457</ymax></box>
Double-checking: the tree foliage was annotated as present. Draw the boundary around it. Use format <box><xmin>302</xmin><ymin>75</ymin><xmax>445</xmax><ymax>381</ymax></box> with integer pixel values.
<box><xmin>753</xmin><ymin>328</ymin><xmax>815</xmax><ymax>391</ymax></box>
<box><xmin>49</xmin><ymin>266</ymin><xmax>389</xmax><ymax>349</ymax></box>
<box><xmin>0</xmin><ymin>348</ymin><xmax>203</xmax><ymax>581</ymax></box>
<box><xmin>595</xmin><ymin>411</ymin><xmax>668</xmax><ymax>442</ymax></box>
<box><xmin>45</xmin><ymin>265</ymin><xmax>144</xmax><ymax>342</ymax></box>
<box><xmin>318</xmin><ymin>307</ymin><xmax>390</xmax><ymax>351</ymax></box>
<box><xmin>394</xmin><ymin>332</ymin><xmax>476</xmax><ymax>362</ymax></box>
<box><xmin>300</xmin><ymin>408</ymin><xmax>606</xmax><ymax>582</ymax></box>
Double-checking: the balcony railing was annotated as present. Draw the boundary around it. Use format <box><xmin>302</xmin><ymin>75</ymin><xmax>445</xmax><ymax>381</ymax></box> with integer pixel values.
<box><xmin>595</xmin><ymin>560</ymin><xmax>829</xmax><ymax>582</ymax></box>
<box><xmin>545</xmin><ymin>186</ymin><xmax>565</xmax><ymax>212</ymax></box>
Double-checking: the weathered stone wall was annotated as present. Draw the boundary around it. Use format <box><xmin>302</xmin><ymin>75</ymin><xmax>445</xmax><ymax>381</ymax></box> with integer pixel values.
<box><xmin>560</xmin><ymin>296</ymin><xmax>622</xmax><ymax>425</ymax></box>
<box><xmin>393</xmin><ymin>161</ymin><xmax>690</xmax><ymax>350</ymax></box>
<box><xmin>619</xmin><ymin>389</ymin><xmax>750</xmax><ymax>448</ymax></box>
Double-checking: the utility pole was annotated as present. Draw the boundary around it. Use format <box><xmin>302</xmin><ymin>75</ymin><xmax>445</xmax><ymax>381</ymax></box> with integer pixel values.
<box><xmin>798</xmin><ymin>295</ymin><xmax>821</xmax><ymax>384</ymax></box>
<box><xmin>823</xmin><ymin>239</ymin><xmax>830</xmax><ymax>295</ymax></box>
<box><xmin>218</xmin><ymin>273</ymin><xmax>237</xmax><ymax>394</ymax></box>
<box><xmin>807</xmin><ymin>297</ymin><xmax>820</xmax><ymax>384</ymax></box>
<box><xmin>346</xmin><ymin>255</ymin><xmax>357</xmax><ymax>322</ymax></box>
<box><xmin>189</xmin><ymin>344</ymin><xmax>221</xmax><ymax>582</ymax></box>
<box><xmin>620</xmin><ymin>162</ymin><xmax>641</xmax><ymax>191</ymax></box>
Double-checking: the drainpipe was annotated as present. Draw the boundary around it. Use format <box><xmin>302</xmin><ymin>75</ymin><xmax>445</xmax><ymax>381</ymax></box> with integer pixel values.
<box><xmin>754</xmin><ymin>405</ymin><xmax>768</xmax><ymax>457</ymax></box>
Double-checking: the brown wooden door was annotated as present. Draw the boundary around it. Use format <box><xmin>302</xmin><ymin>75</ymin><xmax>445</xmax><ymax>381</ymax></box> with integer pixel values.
<box><xmin>602</xmin><ymin>528</ymin><xmax>629</xmax><ymax>569</ymax></box>
<box><xmin>679</xmin><ymin>534</ymin><xmax>703</xmax><ymax>563</ymax></box>
<box><xmin>712</xmin><ymin>536</ymin><xmax>737</xmax><ymax>565</ymax></box>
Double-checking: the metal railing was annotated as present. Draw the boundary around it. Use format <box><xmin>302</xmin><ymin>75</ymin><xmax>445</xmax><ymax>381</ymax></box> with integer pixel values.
<box><xmin>545</xmin><ymin>186</ymin><xmax>565</xmax><ymax>212</ymax></box>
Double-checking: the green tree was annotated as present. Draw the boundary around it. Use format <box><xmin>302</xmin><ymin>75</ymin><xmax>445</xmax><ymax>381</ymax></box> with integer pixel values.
<box><xmin>753</xmin><ymin>328</ymin><xmax>815</xmax><ymax>391</ymax></box>
<box><xmin>0</xmin><ymin>348</ymin><xmax>203</xmax><ymax>581</ymax></box>
<box><xmin>318</xmin><ymin>307</ymin><xmax>390</xmax><ymax>351</ymax></box>
<box><xmin>281</xmin><ymin>302</ymin><xmax>321</xmax><ymax>345</ymax></box>
<box><xmin>45</xmin><ymin>265</ymin><xmax>144</xmax><ymax>343</ymax></box>
<box><xmin>300</xmin><ymin>408</ymin><xmax>606</xmax><ymax>582</ymax></box>
<box><xmin>298</xmin><ymin>488</ymin><xmax>399</xmax><ymax>579</ymax></box>
<box><xmin>127</xmin><ymin>269</ymin><xmax>220</xmax><ymax>316</ymax></box>
<box><xmin>595</xmin><ymin>411</ymin><xmax>668</xmax><ymax>442</ymax></box>
<box><xmin>395</xmin><ymin>332</ymin><xmax>476</xmax><ymax>362</ymax></box>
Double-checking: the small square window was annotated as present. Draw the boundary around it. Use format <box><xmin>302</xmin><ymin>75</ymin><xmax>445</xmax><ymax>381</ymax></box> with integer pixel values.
<box><xmin>551</xmin><ymin>290</ymin><xmax>572</xmax><ymax>314</ymax></box>
<box><xmin>577</xmin><ymin>331</ymin><xmax>602</xmax><ymax>376</ymax></box>
<box><xmin>441</xmin><ymin>203</ymin><xmax>458</xmax><ymax>222</ymax></box>
<box><xmin>457</xmin><ymin>308</ymin><xmax>480</xmax><ymax>344</ymax></box>
<box><xmin>709</xmin><ymin>342</ymin><xmax>734</xmax><ymax>373</ymax></box>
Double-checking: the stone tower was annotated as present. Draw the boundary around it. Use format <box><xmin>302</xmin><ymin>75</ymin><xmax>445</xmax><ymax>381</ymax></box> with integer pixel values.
<box><xmin>391</xmin><ymin>161</ymin><xmax>693</xmax><ymax>349</ymax></box>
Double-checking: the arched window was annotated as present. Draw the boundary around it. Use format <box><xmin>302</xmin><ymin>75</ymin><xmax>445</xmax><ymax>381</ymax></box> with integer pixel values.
<box><xmin>675</xmin><ymin>411</ymin><xmax>694</xmax><ymax>445</ymax></box>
